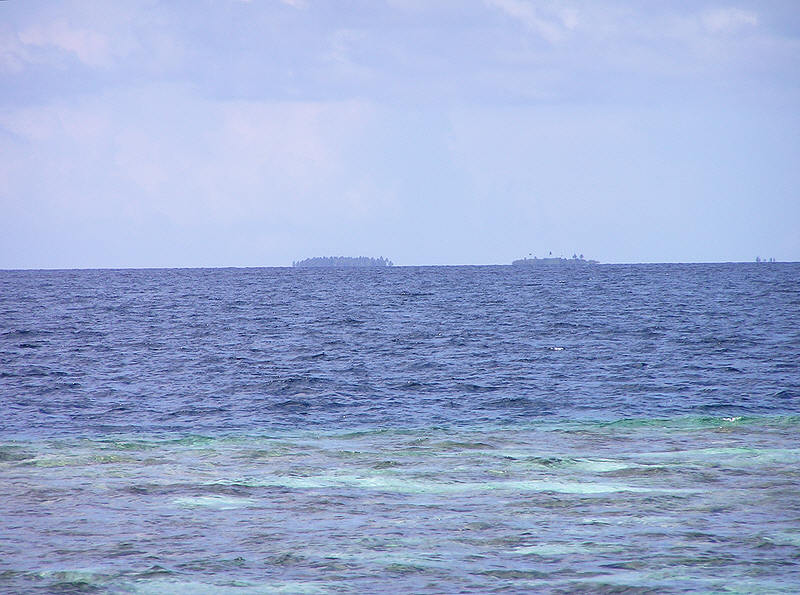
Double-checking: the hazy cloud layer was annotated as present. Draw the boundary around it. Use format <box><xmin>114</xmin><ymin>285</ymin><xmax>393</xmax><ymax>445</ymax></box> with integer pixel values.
<box><xmin>1</xmin><ymin>0</ymin><xmax>798</xmax><ymax>267</ymax></box>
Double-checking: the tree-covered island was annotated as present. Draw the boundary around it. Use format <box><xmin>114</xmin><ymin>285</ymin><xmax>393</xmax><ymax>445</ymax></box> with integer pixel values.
<box><xmin>512</xmin><ymin>253</ymin><xmax>599</xmax><ymax>266</ymax></box>
<box><xmin>292</xmin><ymin>256</ymin><xmax>394</xmax><ymax>267</ymax></box>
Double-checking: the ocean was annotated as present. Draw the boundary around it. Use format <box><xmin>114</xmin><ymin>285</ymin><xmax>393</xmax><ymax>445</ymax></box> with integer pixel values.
<box><xmin>1</xmin><ymin>263</ymin><xmax>799</xmax><ymax>593</ymax></box>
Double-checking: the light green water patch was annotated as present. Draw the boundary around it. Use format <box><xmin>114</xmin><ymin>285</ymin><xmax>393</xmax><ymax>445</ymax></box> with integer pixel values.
<box><xmin>131</xmin><ymin>579</ymin><xmax>328</xmax><ymax>594</ymax></box>
<box><xmin>329</xmin><ymin>549</ymin><xmax>447</xmax><ymax>569</ymax></box>
<box><xmin>7</xmin><ymin>413</ymin><xmax>795</xmax><ymax>462</ymax></box>
<box><xmin>6</xmin><ymin>415</ymin><xmax>796</xmax><ymax>480</ymax></box>
<box><xmin>91</xmin><ymin>453</ymin><xmax>140</xmax><ymax>464</ymax></box>
<box><xmin>30</xmin><ymin>568</ymin><xmax>122</xmax><ymax>593</ymax></box>
<box><xmin>161</xmin><ymin>435</ymin><xmax>220</xmax><ymax>448</ymax></box>
<box><xmin>95</xmin><ymin>439</ymin><xmax>165</xmax><ymax>452</ymax></box>
<box><xmin>233</xmin><ymin>447</ymin><xmax>303</xmax><ymax>460</ymax></box>
<box><xmin>36</xmin><ymin>568</ymin><xmax>110</xmax><ymax>583</ymax></box>
<box><xmin>7</xmin><ymin>413</ymin><xmax>799</xmax><ymax>448</ymax></box>
<box><xmin>24</xmin><ymin>455</ymin><xmax>89</xmax><ymax>468</ymax></box>
<box><xmin>634</xmin><ymin>446</ymin><xmax>800</xmax><ymax>466</ymax></box>
<box><xmin>626</xmin><ymin>567</ymin><xmax>800</xmax><ymax>594</ymax></box>
<box><xmin>493</xmin><ymin>452</ymin><xmax>633</xmax><ymax>472</ymax></box>
<box><xmin>425</xmin><ymin>440</ymin><xmax>497</xmax><ymax>451</ymax></box>
<box><xmin>765</xmin><ymin>531</ymin><xmax>800</xmax><ymax>547</ymax></box>
<box><xmin>589</xmin><ymin>415</ymin><xmax>800</xmax><ymax>431</ymax></box>
<box><xmin>626</xmin><ymin>515</ymin><xmax>684</xmax><ymax>529</ymax></box>
<box><xmin>173</xmin><ymin>495</ymin><xmax>255</xmax><ymax>509</ymax></box>
<box><xmin>0</xmin><ymin>445</ymin><xmax>36</xmax><ymax>462</ymax></box>
<box><xmin>716</xmin><ymin>580</ymin><xmax>800</xmax><ymax>594</ymax></box>
<box><xmin>20</xmin><ymin>451</ymin><xmax>164</xmax><ymax>470</ymax></box>
<box><xmin>510</xmin><ymin>542</ymin><xmax>624</xmax><ymax>556</ymax></box>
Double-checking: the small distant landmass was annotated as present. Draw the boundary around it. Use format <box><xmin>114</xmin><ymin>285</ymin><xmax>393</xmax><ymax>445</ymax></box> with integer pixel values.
<box><xmin>292</xmin><ymin>256</ymin><xmax>394</xmax><ymax>268</ymax></box>
<box><xmin>512</xmin><ymin>253</ymin><xmax>598</xmax><ymax>266</ymax></box>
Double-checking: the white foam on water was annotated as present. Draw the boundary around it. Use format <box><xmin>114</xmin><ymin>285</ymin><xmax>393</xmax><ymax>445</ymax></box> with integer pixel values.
<box><xmin>37</xmin><ymin>569</ymin><xmax>108</xmax><ymax>583</ymax></box>
<box><xmin>172</xmin><ymin>495</ymin><xmax>255</xmax><ymax>509</ymax></box>
<box><xmin>500</xmin><ymin>479</ymin><xmax>656</xmax><ymax>494</ymax></box>
<box><xmin>493</xmin><ymin>453</ymin><xmax>635</xmax><ymax>473</ymax></box>
<box><xmin>231</xmin><ymin>473</ymin><xmax>655</xmax><ymax>494</ymax></box>
<box><xmin>569</xmin><ymin>459</ymin><xmax>633</xmax><ymax>473</ymax></box>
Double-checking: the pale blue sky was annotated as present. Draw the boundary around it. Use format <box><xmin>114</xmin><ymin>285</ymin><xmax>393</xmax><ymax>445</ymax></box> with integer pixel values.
<box><xmin>1</xmin><ymin>0</ymin><xmax>798</xmax><ymax>267</ymax></box>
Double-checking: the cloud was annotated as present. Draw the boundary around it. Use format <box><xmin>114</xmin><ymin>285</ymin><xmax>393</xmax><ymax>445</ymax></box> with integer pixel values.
<box><xmin>484</xmin><ymin>0</ymin><xmax>577</xmax><ymax>43</ymax></box>
<box><xmin>279</xmin><ymin>0</ymin><xmax>308</xmax><ymax>9</ymax></box>
<box><xmin>0</xmin><ymin>85</ymin><xmax>388</xmax><ymax>229</ymax></box>
<box><xmin>0</xmin><ymin>0</ymin><xmax>788</xmax><ymax>110</ymax></box>
<box><xmin>0</xmin><ymin>4</ymin><xmax>182</xmax><ymax>77</ymax></box>
<box><xmin>17</xmin><ymin>20</ymin><xmax>114</xmax><ymax>68</ymax></box>
<box><xmin>702</xmin><ymin>8</ymin><xmax>758</xmax><ymax>34</ymax></box>
<box><xmin>0</xmin><ymin>34</ymin><xmax>27</xmax><ymax>74</ymax></box>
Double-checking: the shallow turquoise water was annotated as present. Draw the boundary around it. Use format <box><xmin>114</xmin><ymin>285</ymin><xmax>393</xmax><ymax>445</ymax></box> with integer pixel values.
<box><xmin>3</xmin><ymin>415</ymin><xmax>799</xmax><ymax>593</ymax></box>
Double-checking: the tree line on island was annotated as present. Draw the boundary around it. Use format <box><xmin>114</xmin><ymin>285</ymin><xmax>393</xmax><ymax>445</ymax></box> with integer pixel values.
<box><xmin>512</xmin><ymin>252</ymin><xmax>598</xmax><ymax>265</ymax></box>
<box><xmin>292</xmin><ymin>256</ymin><xmax>394</xmax><ymax>267</ymax></box>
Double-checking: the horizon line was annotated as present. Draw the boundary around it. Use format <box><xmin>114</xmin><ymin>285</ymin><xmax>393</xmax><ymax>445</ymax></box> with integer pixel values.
<box><xmin>1</xmin><ymin>260</ymin><xmax>797</xmax><ymax>272</ymax></box>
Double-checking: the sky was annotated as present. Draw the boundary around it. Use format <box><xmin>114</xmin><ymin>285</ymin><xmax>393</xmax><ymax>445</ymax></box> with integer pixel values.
<box><xmin>1</xmin><ymin>0</ymin><xmax>798</xmax><ymax>268</ymax></box>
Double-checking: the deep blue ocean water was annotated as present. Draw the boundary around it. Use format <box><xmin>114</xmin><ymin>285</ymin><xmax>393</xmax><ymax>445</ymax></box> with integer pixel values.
<box><xmin>1</xmin><ymin>263</ymin><xmax>799</xmax><ymax>593</ymax></box>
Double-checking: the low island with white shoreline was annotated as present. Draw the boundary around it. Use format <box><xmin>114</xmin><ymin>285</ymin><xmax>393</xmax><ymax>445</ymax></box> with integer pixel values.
<box><xmin>512</xmin><ymin>254</ymin><xmax>599</xmax><ymax>266</ymax></box>
<box><xmin>292</xmin><ymin>256</ymin><xmax>394</xmax><ymax>267</ymax></box>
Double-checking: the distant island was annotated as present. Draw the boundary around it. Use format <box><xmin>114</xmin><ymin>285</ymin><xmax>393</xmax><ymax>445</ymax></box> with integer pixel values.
<box><xmin>512</xmin><ymin>254</ymin><xmax>599</xmax><ymax>266</ymax></box>
<box><xmin>293</xmin><ymin>256</ymin><xmax>394</xmax><ymax>267</ymax></box>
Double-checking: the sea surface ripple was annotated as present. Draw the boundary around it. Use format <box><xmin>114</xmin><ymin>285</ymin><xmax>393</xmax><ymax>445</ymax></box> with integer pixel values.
<box><xmin>1</xmin><ymin>263</ymin><xmax>799</xmax><ymax>593</ymax></box>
